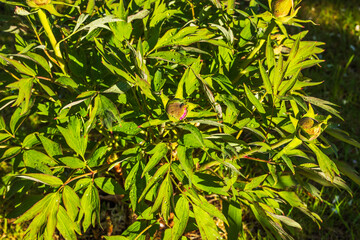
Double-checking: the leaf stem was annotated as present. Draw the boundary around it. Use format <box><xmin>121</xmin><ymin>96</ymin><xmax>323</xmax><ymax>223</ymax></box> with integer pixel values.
<box><xmin>134</xmin><ymin>221</ymin><xmax>157</xmax><ymax>240</ymax></box>
<box><xmin>61</xmin><ymin>171</ymin><xmax>97</xmax><ymax>189</ymax></box>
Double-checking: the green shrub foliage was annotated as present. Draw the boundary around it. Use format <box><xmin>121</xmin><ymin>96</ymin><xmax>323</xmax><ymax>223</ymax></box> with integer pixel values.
<box><xmin>1</xmin><ymin>0</ymin><xmax>360</xmax><ymax>239</ymax></box>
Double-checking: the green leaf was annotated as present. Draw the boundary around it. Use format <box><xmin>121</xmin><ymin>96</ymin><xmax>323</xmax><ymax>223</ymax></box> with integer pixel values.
<box><xmin>44</xmin><ymin>193</ymin><xmax>60</xmax><ymax>240</ymax></box>
<box><xmin>274</xmin><ymin>137</ymin><xmax>302</xmax><ymax>160</ymax></box>
<box><xmin>88</xmin><ymin>146</ymin><xmax>109</xmax><ymax>167</ymax></box>
<box><xmin>0</xmin><ymin>146</ymin><xmax>21</xmax><ymax>161</ymax></box>
<box><xmin>177</xmin><ymin>145</ymin><xmax>194</xmax><ymax>184</ymax></box>
<box><xmin>285</xmin><ymin>34</ymin><xmax>301</xmax><ymax>66</ymax></box>
<box><xmin>81</xmin><ymin>183</ymin><xmax>100</xmax><ymax>231</ymax></box>
<box><xmin>22</xmin><ymin>133</ymin><xmax>40</xmax><ymax>148</ymax></box>
<box><xmin>171</xmin><ymin>196</ymin><xmax>189</xmax><ymax>240</ymax></box>
<box><xmin>124</xmin><ymin>162</ymin><xmax>139</xmax><ymax>191</ymax></box>
<box><xmin>151</xmin><ymin>173</ymin><xmax>168</xmax><ymax>213</ymax></box>
<box><xmin>307</xmin><ymin>143</ymin><xmax>339</xmax><ymax>181</ymax></box>
<box><xmin>277</xmin><ymin>191</ymin><xmax>304</xmax><ymax>208</ymax></box>
<box><xmin>272</xmin><ymin>53</ymin><xmax>284</xmax><ymax>95</ymax></box>
<box><xmin>0</xmin><ymin>115</ymin><xmax>5</xmax><ymax>130</ymax></box>
<box><xmin>26</xmin><ymin>52</ymin><xmax>51</xmax><ymax>74</ymax></box>
<box><xmin>189</xmin><ymin>194</ymin><xmax>229</xmax><ymax>226</ymax></box>
<box><xmin>101</xmin><ymin>59</ymin><xmax>135</xmax><ymax>83</ymax></box>
<box><xmin>192</xmin><ymin>173</ymin><xmax>228</xmax><ymax>196</ymax></box>
<box><xmin>249</xmin><ymin>203</ymin><xmax>289</xmax><ymax>239</ymax></box>
<box><xmin>103</xmin><ymin>80</ymin><xmax>131</xmax><ymax>94</ymax></box>
<box><xmin>112</xmin><ymin>121</ymin><xmax>141</xmax><ymax>135</ymax></box>
<box><xmin>59</xmin><ymin>156</ymin><xmax>86</xmax><ymax>169</ymax></box>
<box><xmin>17</xmin><ymin>173</ymin><xmax>63</xmax><ymax>187</ymax></box>
<box><xmin>135</xmin><ymin>75</ymin><xmax>156</xmax><ymax>100</ymax></box>
<box><xmin>73</xmin><ymin>177</ymin><xmax>92</xmax><ymax>191</ymax></box>
<box><xmin>152</xmin><ymin>69</ymin><xmax>165</xmax><ymax>92</ymax></box>
<box><xmin>56</xmin><ymin>76</ymin><xmax>79</xmax><ymax>90</ymax></box>
<box><xmin>281</xmin><ymin>155</ymin><xmax>295</xmax><ymax>175</ymax></box>
<box><xmin>278</xmin><ymin>68</ymin><xmax>301</xmax><ymax>96</ymax></box>
<box><xmin>269</xmin><ymin>213</ymin><xmax>302</xmax><ymax>229</ymax></box>
<box><xmin>56</xmin><ymin>206</ymin><xmax>77</xmax><ymax>240</ymax></box>
<box><xmin>68</xmin><ymin>15</ymin><xmax>122</xmax><ymax>41</ymax></box>
<box><xmin>23</xmin><ymin>150</ymin><xmax>56</xmax><ymax>174</ymax></box>
<box><xmin>60</xmin><ymin>99</ymin><xmax>88</xmax><ymax>113</ymax></box>
<box><xmin>103</xmin><ymin>236</ymin><xmax>129</xmax><ymax>240</ymax></box>
<box><xmin>171</xmin><ymin>163</ymin><xmax>186</xmax><ymax>183</ymax></box>
<box><xmin>0</xmin><ymin>0</ymin><xmax>27</xmax><ymax>7</ymax></box>
<box><xmin>266</xmin><ymin>35</ymin><xmax>275</xmax><ymax>70</ymax></box>
<box><xmin>193</xmin><ymin>204</ymin><xmax>221</xmax><ymax>240</ymax></box>
<box><xmin>186</xmin><ymin>110</ymin><xmax>217</xmax><ymax>119</ymax></box>
<box><xmin>24</xmin><ymin>210</ymin><xmax>47</xmax><ymax>239</ymax></box>
<box><xmin>223</xmin><ymin>200</ymin><xmax>242</xmax><ymax>239</ymax></box>
<box><xmin>10</xmin><ymin>107</ymin><xmax>27</xmax><ymax>134</ymax></box>
<box><xmin>76</xmin><ymin>91</ymin><xmax>97</xmax><ymax>99</ymax></box>
<box><xmin>110</xmin><ymin>11</ymin><xmax>132</xmax><ymax>41</ymax></box>
<box><xmin>14</xmin><ymin>193</ymin><xmax>54</xmax><ymax>224</ymax></box>
<box><xmin>142</xmin><ymin>142</ymin><xmax>168</xmax><ymax>177</ymax></box>
<box><xmin>301</xmin><ymin>95</ymin><xmax>342</xmax><ymax>120</ymax></box>
<box><xmin>62</xmin><ymin>185</ymin><xmax>80</xmax><ymax>221</ymax></box>
<box><xmin>326</xmin><ymin>128</ymin><xmax>360</xmax><ymax>149</ymax></box>
<box><xmin>0</xmin><ymin>55</ymin><xmax>36</xmax><ymax>76</ymax></box>
<box><xmin>243</xmin><ymin>84</ymin><xmax>266</xmax><ymax>114</ymax></box>
<box><xmin>24</xmin><ymin>192</ymin><xmax>60</xmax><ymax>239</ymax></box>
<box><xmin>127</xmin><ymin>9</ymin><xmax>150</xmax><ymax>22</ymax></box>
<box><xmin>38</xmin><ymin>135</ymin><xmax>63</xmax><ymax>158</ymax></box>
<box><xmin>178</xmin><ymin>124</ymin><xmax>205</xmax><ymax>148</ymax></box>
<box><xmin>38</xmin><ymin>81</ymin><xmax>57</xmax><ymax>104</ymax></box>
<box><xmin>57</xmin><ymin>117</ymin><xmax>88</xmax><ymax>159</ymax></box>
<box><xmin>161</xmin><ymin>173</ymin><xmax>173</xmax><ymax>223</ymax></box>
<box><xmin>139</xmin><ymin>163</ymin><xmax>169</xmax><ymax>202</ymax></box>
<box><xmin>150</xmin><ymin>3</ymin><xmax>181</xmax><ymax>28</ymax></box>
<box><xmin>244</xmin><ymin>174</ymin><xmax>268</xmax><ymax>191</ymax></box>
<box><xmin>185</xmin><ymin>60</ymin><xmax>202</xmax><ymax>96</ymax></box>
<box><xmin>238</xmin><ymin>19</ymin><xmax>252</xmax><ymax>47</ymax></box>
<box><xmin>7</xmin><ymin>78</ymin><xmax>33</xmax><ymax>114</ymax></box>
<box><xmin>138</xmin><ymin>119</ymin><xmax>169</xmax><ymax>128</ymax></box>
<box><xmin>99</xmin><ymin>94</ymin><xmax>121</xmax><ymax>127</ymax></box>
<box><xmin>147</xmin><ymin>51</ymin><xmax>197</xmax><ymax>66</ymax></box>
<box><xmin>286</xmin><ymin>59</ymin><xmax>324</xmax><ymax>77</ymax></box>
<box><xmin>335</xmin><ymin>160</ymin><xmax>360</xmax><ymax>187</ymax></box>
<box><xmin>153</xmin><ymin>27</ymin><xmax>214</xmax><ymax>50</ymax></box>
<box><xmin>259</xmin><ymin>60</ymin><xmax>272</xmax><ymax>94</ymax></box>
<box><xmin>94</xmin><ymin>177</ymin><xmax>125</xmax><ymax>195</ymax></box>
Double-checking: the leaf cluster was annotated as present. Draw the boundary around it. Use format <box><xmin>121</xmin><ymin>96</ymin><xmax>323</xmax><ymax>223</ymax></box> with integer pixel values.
<box><xmin>1</xmin><ymin>0</ymin><xmax>360</xmax><ymax>239</ymax></box>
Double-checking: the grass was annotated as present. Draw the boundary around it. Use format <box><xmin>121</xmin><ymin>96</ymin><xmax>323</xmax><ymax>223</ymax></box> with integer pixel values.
<box><xmin>295</xmin><ymin>0</ymin><xmax>360</xmax><ymax>239</ymax></box>
<box><xmin>300</xmin><ymin>0</ymin><xmax>360</xmax><ymax>135</ymax></box>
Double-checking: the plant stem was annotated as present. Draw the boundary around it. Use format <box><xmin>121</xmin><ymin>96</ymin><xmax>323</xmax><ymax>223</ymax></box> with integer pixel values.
<box><xmin>61</xmin><ymin>171</ymin><xmax>96</xmax><ymax>188</ymax></box>
<box><xmin>37</xmin><ymin>9</ymin><xmax>66</xmax><ymax>73</ymax></box>
<box><xmin>26</xmin><ymin>15</ymin><xmax>56</xmax><ymax>74</ymax></box>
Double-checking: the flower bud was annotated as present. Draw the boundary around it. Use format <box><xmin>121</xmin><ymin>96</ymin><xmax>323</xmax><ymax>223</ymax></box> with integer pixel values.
<box><xmin>166</xmin><ymin>99</ymin><xmax>188</xmax><ymax>121</ymax></box>
<box><xmin>298</xmin><ymin>117</ymin><xmax>322</xmax><ymax>142</ymax></box>
<box><xmin>271</xmin><ymin>0</ymin><xmax>293</xmax><ymax>18</ymax></box>
<box><xmin>26</xmin><ymin>0</ymin><xmax>51</xmax><ymax>7</ymax></box>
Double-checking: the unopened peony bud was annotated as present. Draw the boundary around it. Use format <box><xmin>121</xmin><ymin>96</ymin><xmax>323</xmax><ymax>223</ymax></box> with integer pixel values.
<box><xmin>166</xmin><ymin>99</ymin><xmax>188</xmax><ymax>122</ymax></box>
<box><xmin>298</xmin><ymin>117</ymin><xmax>322</xmax><ymax>141</ymax></box>
<box><xmin>272</xmin><ymin>0</ymin><xmax>293</xmax><ymax>18</ymax></box>
<box><xmin>26</xmin><ymin>0</ymin><xmax>51</xmax><ymax>7</ymax></box>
